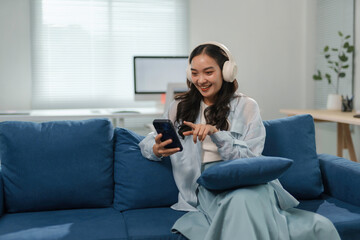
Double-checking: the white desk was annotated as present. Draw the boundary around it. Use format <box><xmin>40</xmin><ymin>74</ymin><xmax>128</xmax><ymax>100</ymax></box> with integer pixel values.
<box><xmin>0</xmin><ymin>108</ymin><xmax>164</xmax><ymax>128</ymax></box>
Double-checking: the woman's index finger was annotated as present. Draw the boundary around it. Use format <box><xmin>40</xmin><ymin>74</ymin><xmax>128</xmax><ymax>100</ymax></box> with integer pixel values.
<box><xmin>183</xmin><ymin>121</ymin><xmax>195</xmax><ymax>129</ymax></box>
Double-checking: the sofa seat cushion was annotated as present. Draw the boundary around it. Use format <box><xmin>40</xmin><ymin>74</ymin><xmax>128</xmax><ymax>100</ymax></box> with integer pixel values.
<box><xmin>297</xmin><ymin>195</ymin><xmax>360</xmax><ymax>240</ymax></box>
<box><xmin>0</xmin><ymin>208</ymin><xmax>127</xmax><ymax>240</ymax></box>
<box><xmin>0</xmin><ymin>119</ymin><xmax>114</xmax><ymax>213</ymax></box>
<box><xmin>123</xmin><ymin>207</ymin><xmax>187</xmax><ymax>240</ymax></box>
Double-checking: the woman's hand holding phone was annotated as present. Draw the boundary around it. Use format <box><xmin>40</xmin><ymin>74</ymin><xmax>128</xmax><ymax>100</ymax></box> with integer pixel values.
<box><xmin>183</xmin><ymin>121</ymin><xmax>218</xmax><ymax>143</ymax></box>
<box><xmin>153</xmin><ymin>133</ymin><xmax>181</xmax><ymax>158</ymax></box>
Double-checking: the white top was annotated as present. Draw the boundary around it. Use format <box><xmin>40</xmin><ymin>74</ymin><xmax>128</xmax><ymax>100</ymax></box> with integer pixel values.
<box><xmin>200</xmin><ymin>101</ymin><xmax>223</xmax><ymax>163</ymax></box>
<box><xmin>139</xmin><ymin>93</ymin><xmax>298</xmax><ymax>211</ymax></box>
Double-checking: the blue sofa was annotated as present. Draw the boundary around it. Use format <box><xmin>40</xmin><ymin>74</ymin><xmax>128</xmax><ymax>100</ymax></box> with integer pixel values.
<box><xmin>0</xmin><ymin>115</ymin><xmax>358</xmax><ymax>240</ymax></box>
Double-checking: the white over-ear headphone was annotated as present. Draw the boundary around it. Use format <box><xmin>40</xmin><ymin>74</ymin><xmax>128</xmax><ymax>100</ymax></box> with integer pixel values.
<box><xmin>186</xmin><ymin>41</ymin><xmax>238</xmax><ymax>83</ymax></box>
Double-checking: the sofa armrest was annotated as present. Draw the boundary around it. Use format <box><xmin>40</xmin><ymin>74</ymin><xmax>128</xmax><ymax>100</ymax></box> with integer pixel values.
<box><xmin>318</xmin><ymin>154</ymin><xmax>360</xmax><ymax>207</ymax></box>
<box><xmin>0</xmin><ymin>168</ymin><xmax>3</xmax><ymax>216</ymax></box>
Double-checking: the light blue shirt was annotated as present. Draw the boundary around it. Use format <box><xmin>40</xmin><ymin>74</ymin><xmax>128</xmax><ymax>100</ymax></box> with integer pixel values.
<box><xmin>139</xmin><ymin>93</ymin><xmax>298</xmax><ymax>211</ymax></box>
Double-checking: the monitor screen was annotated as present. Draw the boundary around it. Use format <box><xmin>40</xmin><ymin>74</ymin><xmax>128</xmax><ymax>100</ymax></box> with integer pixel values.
<box><xmin>134</xmin><ymin>56</ymin><xmax>188</xmax><ymax>94</ymax></box>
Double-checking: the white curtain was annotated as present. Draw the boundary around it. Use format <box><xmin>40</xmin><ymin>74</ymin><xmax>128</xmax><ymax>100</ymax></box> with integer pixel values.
<box><xmin>31</xmin><ymin>0</ymin><xmax>189</xmax><ymax>109</ymax></box>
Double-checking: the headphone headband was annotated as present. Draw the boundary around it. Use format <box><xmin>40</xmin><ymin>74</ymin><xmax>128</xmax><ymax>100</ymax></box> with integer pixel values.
<box><xmin>201</xmin><ymin>41</ymin><xmax>234</xmax><ymax>62</ymax></box>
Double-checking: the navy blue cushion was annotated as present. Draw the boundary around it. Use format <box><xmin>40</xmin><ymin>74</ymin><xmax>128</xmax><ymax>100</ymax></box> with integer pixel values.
<box><xmin>0</xmin><ymin>119</ymin><xmax>114</xmax><ymax>213</ymax></box>
<box><xmin>297</xmin><ymin>195</ymin><xmax>360</xmax><ymax>240</ymax></box>
<box><xmin>262</xmin><ymin>114</ymin><xmax>324</xmax><ymax>199</ymax></box>
<box><xmin>123</xmin><ymin>207</ymin><xmax>187</xmax><ymax>240</ymax></box>
<box><xmin>197</xmin><ymin>156</ymin><xmax>293</xmax><ymax>191</ymax></box>
<box><xmin>113</xmin><ymin>128</ymin><xmax>178</xmax><ymax>211</ymax></box>
<box><xmin>0</xmin><ymin>208</ymin><xmax>128</xmax><ymax>240</ymax></box>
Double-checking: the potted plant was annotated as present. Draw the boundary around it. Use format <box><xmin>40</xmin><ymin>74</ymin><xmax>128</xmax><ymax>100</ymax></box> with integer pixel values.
<box><xmin>313</xmin><ymin>31</ymin><xmax>354</xmax><ymax>110</ymax></box>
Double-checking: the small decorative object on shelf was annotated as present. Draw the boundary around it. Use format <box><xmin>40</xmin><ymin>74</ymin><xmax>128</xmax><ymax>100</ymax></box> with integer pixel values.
<box><xmin>327</xmin><ymin>94</ymin><xmax>342</xmax><ymax>110</ymax></box>
<box><xmin>341</xmin><ymin>95</ymin><xmax>353</xmax><ymax>112</ymax></box>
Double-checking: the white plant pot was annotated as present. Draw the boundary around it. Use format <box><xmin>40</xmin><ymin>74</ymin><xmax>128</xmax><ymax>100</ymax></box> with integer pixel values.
<box><xmin>326</xmin><ymin>94</ymin><xmax>342</xmax><ymax>110</ymax></box>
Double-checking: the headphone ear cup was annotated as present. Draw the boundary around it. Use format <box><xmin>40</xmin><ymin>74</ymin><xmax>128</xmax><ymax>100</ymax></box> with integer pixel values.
<box><xmin>186</xmin><ymin>64</ymin><xmax>192</xmax><ymax>82</ymax></box>
<box><xmin>222</xmin><ymin>60</ymin><xmax>237</xmax><ymax>82</ymax></box>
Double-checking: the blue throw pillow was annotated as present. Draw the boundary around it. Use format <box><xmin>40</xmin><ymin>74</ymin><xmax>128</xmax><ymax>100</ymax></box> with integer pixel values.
<box><xmin>197</xmin><ymin>156</ymin><xmax>293</xmax><ymax>191</ymax></box>
<box><xmin>0</xmin><ymin>119</ymin><xmax>114</xmax><ymax>213</ymax></box>
<box><xmin>262</xmin><ymin>114</ymin><xmax>324</xmax><ymax>199</ymax></box>
<box><xmin>113</xmin><ymin>128</ymin><xmax>178</xmax><ymax>211</ymax></box>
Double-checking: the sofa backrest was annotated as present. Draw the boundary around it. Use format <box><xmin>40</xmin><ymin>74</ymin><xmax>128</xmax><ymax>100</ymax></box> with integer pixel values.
<box><xmin>262</xmin><ymin>114</ymin><xmax>324</xmax><ymax>199</ymax></box>
<box><xmin>113</xmin><ymin>128</ymin><xmax>178</xmax><ymax>211</ymax></box>
<box><xmin>0</xmin><ymin>118</ymin><xmax>114</xmax><ymax>213</ymax></box>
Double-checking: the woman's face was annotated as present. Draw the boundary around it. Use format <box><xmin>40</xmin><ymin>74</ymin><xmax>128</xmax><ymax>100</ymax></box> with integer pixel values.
<box><xmin>190</xmin><ymin>53</ymin><xmax>223</xmax><ymax>105</ymax></box>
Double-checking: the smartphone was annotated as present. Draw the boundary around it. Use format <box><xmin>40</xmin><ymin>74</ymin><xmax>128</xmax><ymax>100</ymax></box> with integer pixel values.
<box><xmin>153</xmin><ymin>119</ymin><xmax>183</xmax><ymax>151</ymax></box>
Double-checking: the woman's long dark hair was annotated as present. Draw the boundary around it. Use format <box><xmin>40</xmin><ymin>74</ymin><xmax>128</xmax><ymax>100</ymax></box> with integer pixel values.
<box><xmin>175</xmin><ymin>43</ymin><xmax>238</xmax><ymax>138</ymax></box>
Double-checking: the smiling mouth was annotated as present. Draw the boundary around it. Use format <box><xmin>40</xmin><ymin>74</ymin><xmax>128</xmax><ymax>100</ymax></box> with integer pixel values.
<box><xmin>199</xmin><ymin>85</ymin><xmax>212</xmax><ymax>91</ymax></box>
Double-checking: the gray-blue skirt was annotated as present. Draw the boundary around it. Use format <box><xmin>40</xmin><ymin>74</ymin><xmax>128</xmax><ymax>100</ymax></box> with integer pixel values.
<box><xmin>172</xmin><ymin>163</ymin><xmax>340</xmax><ymax>240</ymax></box>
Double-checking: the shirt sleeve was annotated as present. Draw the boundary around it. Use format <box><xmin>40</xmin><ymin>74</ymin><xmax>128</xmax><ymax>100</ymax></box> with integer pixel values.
<box><xmin>139</xmin><ymin>131</ymin><xmax>163</xmax><ymax>161</ymax></box>
<box><xmin>210</xmin><ymin>97</ymin><xmax>266</xmax><ymax>160</ymax></box>
<box><xmin>138</xmin><ymin>100</ymin><xmax>179</xmax><ymax>161</ymax></box>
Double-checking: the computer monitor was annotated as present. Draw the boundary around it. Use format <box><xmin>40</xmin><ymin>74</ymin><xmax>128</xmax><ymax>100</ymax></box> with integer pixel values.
<box><xmin>133</xmin><ymin>56</ymin><xmax>188</xmax><ymax>101</ymax></box>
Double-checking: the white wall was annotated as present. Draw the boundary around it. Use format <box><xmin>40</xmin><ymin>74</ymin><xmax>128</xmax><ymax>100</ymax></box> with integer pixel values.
<box><xmin>1</xmin><ymin>0</ymin><xmax>358</xmax><ymax>158</ymax></box>
<box><xmin>0</xmin><ymin>0</ymin><xmax>316</xmax><ymax>119</ymax></box>
<box><xmin>352</xmin><ymin>0</ymin><xmax>360</xmax><ymax>159</ymax></box>
<box><xmin>189</xmin><ymin>0</ymin><xmax>317</xmax><ymax>120</ymax></box>
<box><xmin>0</xmin><ymin>0</ymin><xmax>315</xmax><ymax>119</ymax></box>
<box><xmin>187</xmin><ymin>0</ymin><xmax>360</xmax><ymax>160</ymax></box>
<box><xmin>0</xmin><ymin>0</ymin><xmax>32</xmax><ymax>111</ymax></box>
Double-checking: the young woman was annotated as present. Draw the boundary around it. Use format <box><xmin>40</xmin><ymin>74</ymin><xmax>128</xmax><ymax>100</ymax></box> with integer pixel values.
<box><xmin>139</xmin><ymin>42</ymin><xmax>340</xmax><ymax>240</ymax></box>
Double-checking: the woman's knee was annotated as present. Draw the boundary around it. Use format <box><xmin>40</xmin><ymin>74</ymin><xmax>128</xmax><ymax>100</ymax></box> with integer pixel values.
<box><xmin>225</xmin><ymin>184</ymin><xmax>268</xmax><ymax>205</ymax></box>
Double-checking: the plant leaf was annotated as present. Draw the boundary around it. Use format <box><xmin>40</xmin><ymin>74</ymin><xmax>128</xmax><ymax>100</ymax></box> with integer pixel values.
<box><xmin>328</xmin><ymin>60</ymin><xmax>333</xmax><ymax>64</ymax></box>
<box><xmin>345</xmin><ymin>35</ymin><xmax>351</xmax><ymax>39</ymax></box>
<box><xmin>342</xmin><ymin>65</ymin><xmax>349</xmax><ymax>69</ymax></box>
<box><xmin>347</xmin><ymin>46</ymin><xmax>354</xmax><ymax>53</ymax></box>
<box><xmin>324</xmin><ymin>46</ymin><xmax>329</xmax><ymax>52</ymax></box>
<box><xmin>313</xmin><ymin>75</ymin><xmax>321</xmax><ymax>80</ymax></box>
<box><xmin>312</xmin><ymin>70</ymin><xmax>323</xmax><ymax>80</ymax></box>
<box><xmin>339</xmin><ymin>54</ymin><xmax>348</xmax><ymax>62</ymax></box>
<box><xmin>332</xmin><ymin>48</ymin><xmax>338</xmax><ymax>52</ymax></box>
<box><xmin>339</xmin><ymin>72</ymin><xmax>346</xmax><ymax>78</ymax></box>
<box><xmin>338</xmin><ymin>31</ymin><xmax>343</xmax><ymax>37</ymax></box>
<box><xmin>344</xmin><ymin>42</ymin><xmax>349</xmax><ymax>48</ymax></box>
<box><xmin>325</xmin><ymin>74</ymin><xmax>331</xmax><ymax>84</ymax></box>
<box><xmin>325</xmin><ymin>54</ymin><xmax>331</xmax><ymax>59</ymax></box>
<box><xmin>313</xmin><ymin>70</ymin><xmax>322</xmax><ymax>80</ymax></box>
